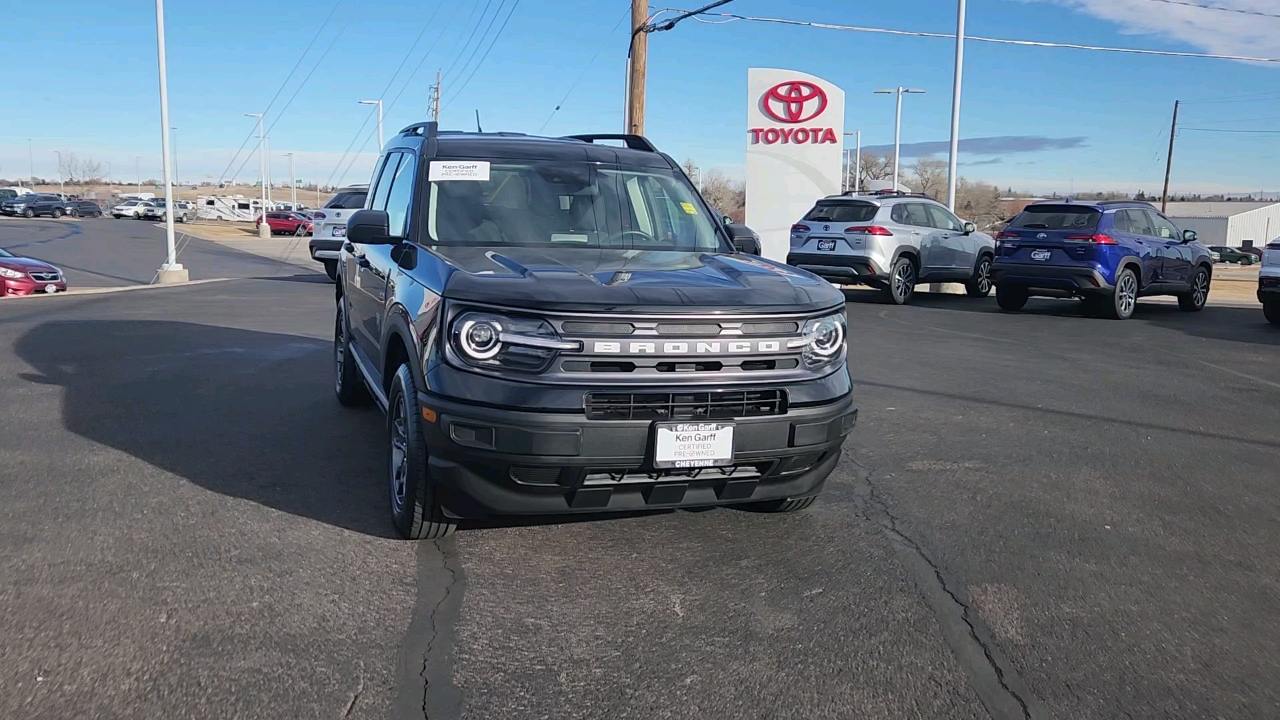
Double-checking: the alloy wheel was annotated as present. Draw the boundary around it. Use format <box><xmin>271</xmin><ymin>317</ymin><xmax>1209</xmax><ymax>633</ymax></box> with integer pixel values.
<box><xmin>894</xmin><ymin>262</ymin><xmax>914</xmax><ymax>301</ymax></box>
<box><xmin>976</xmin><ymin>259</ymin><xmax>992</xmax><ymax>294</ymax></box>
<box><xmin>1192</xmin><ymin>271</ymin><xmax>1208</xmax><ymax>307</ymax></box>
<box><xmin>1117</xmin><ymin>273</ymin><xmax>1137</xmax><ymax>317</ymax></box>
<box><xmin>390</xmin><ymin>396</ymin><xmax>409</xmax><ymax>514</ymax></box>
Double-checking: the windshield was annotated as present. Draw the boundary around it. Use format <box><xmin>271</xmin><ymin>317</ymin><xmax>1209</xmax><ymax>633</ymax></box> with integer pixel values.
<box><xmin>425</xmin><ymin>162</ymin><xmax>723</xmax><ymax>252</ymax></box>
<box><xmin>325</xmin><ymin>191</ymin><xmax>367</xmax><ymax>209</ymax></box>
<box><xmin>1010</xmin><ymin>205</ymin><xmax>1101</xmax><ymax>231</ymax></box>
<box><xmin>804</xmin><ymin>201</ymin><xmax>878</xmax><ymax>223</ymax></box>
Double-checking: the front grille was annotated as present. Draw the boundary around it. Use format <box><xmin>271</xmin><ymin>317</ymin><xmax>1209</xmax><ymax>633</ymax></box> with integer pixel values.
<box><xmin>584</xmin><ymin>389</ymin><xmax>787</xmax><ymax>420</ymax></box>
<box><xmin>28</xmin><ymin>271</ymin><xmax>59</xmax><ymax>282</ymax></box>
<box><xmin>582</xmin><ymin>463</ymin><xmax>768</xmax><ymax>486</ymax></box>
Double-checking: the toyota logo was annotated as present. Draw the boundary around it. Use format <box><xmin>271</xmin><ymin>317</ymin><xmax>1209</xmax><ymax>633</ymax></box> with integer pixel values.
<box><xmin>762</xmin><ymin>81</ymin><xmax>828</xmax><ymax>124</ymax></box>
<box><xmin>1036</xmin><ymin>233</ymin><xmax>1048</xmax><ymax>239</ymax></box>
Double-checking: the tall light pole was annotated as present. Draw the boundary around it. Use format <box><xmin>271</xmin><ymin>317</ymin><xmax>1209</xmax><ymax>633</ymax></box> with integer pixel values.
<box><xmin>264</xmin><ymin>135</ymin><xmax>272</xmax><ymax>205</ymax></box>
<box><xmin>359</xmin><ymin>99</ymin><xmax>383</xmax><ymax>150</ymax></box>
<box><xmin>170</xmin><ymin>126</ymin><xmax>179</xmax><ymax>188</ymax></box>
<box><xmin>945</xmin><ymin>0</ymin><xmax>967</xmax><ymax>211</ymax></box>
<box><xmin>284</xmin><ymin>152</ymin><xmax>296</xmax><ymax>208</ymax></box>
<box><xmin>246</xmin><ymin>112</ymin><xmax>268</xmax><ymax>238</ymax></box>
<box><xmin>153</xmin><ymin>0</ymin><xmax>184</xmax><ymax>282</ymax></box>
<box><xmin>135</xmin><ymin>156</ymin><xmax>142</xmax><ymax>193</ymax></box>
<box><xmin>28</xmin><ymin>139</ymin><xmax>34</xmax><ymax>187</ymax></box>
<box><xmin>874</xmin><ymin>87</ymin><xmax>925</xmax><ymax>191</ymax></box>
<box><xmin>54</xmin><ymin>151</ymin><xmax>65</xmax><ymax>197</ymax></box>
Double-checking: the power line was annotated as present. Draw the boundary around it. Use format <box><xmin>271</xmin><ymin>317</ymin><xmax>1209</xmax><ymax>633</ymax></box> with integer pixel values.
<box><xmin>216</xmin><ymin>0</ymin><xmax>345</xmax><ymax>185</ymax></box>
<box><xmin>442</xmin><ymin>0</ymin><xmax>524</xmax><ymax>111</ymax></box>
<box><xmin>439</xmin><ymin>0</ymin><xmax>498</xmax><ymax>86</ymax></box>
<box><xmin>678</xmin><ymin>9</ymin><xmax>1280</xmax><ymax>63</ymax></box>
<box><xmin>443</xmin><ymin>0</ymin><xmax>509</xmax><ymax>92</ymax></box>
<box><xmin>1181</xmin><ymin>127</ymin><xmax>1280</xmax><ymax>133</ymax></box>
<box><xmin>1142</xmin><ymin>0</ymin><xmax>1280</xmax><ymax>20</ymax></box>
<box><xmin>230</xmin><ymin>2</ymin><xmax>366</xmax><ymax>184</ymax></box>
<box><xmin>1181</xmin><ymin>115</ymin><xmax>1280</xmax><ymax>124</ymax></box>
<box><xmin>1182</xmin><ymin>91</ymin><xmax>1280</xmax><ymax>104</ymax></box>
<box><xmin>538</xmin><ymin>6</ymin><xmax>632</xmax><ymax>133</ymax></box>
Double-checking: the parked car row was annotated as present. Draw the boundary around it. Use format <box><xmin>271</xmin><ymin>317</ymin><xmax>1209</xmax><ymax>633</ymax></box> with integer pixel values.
<box><xmin>0</xmin><ymin>193</ymin><xmax>104</xmax><ymax>218</ymax></box>
<box><xmin>110</xmin><ymin>198</ymin><xmax>194</xmax><ymax>222</ymax></box>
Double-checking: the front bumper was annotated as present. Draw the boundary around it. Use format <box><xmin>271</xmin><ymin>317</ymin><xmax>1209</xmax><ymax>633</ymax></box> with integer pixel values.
<box><xmin>418</xmin><ymin>390</ymin><xmax>858</xmax><ymax>518</ymax></box>
<box><xmin>991</xmin><ymin>261</ymin><xmax>1113</xmax><ymax>294</ymax></box>
<box><xmin>309</xmin><ymin>238</ymin><xmax>342</xmax><ymax>261</ymax></box>
<box><xmin>2</xmin><ymin>277</ymin><xmax>67</xmax><ymax>296</ymax></box>
<box><xmin>787</xmin><ymin>252</ymin><xmax>889</xmax><ymax>285</ymax></box>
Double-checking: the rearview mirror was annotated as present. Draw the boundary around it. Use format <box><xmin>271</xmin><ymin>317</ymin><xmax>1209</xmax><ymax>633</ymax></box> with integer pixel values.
<box><xmin>1182</xmin><ymin>229</ymin><xmax>1197</xmax><ymax>243</ymax></box>
<box><xmin>346</xmin><ymin>209</ymin><xmax>397</xmax><ymax>245</ymax></box>
<box><xmin>962</xmin><ymin>221</ymin><xmax>977</xmax><ymax>235</ymax></box>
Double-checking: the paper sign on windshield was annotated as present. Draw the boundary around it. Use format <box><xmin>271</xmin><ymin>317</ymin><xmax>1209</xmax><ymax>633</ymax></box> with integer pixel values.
<box><xmin>430</xmin><ymin>161</ymin><xmax>490</xmax><ymax>181</ymax></box>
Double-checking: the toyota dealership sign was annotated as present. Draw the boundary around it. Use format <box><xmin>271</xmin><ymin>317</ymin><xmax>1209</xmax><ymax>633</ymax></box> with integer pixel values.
<box><xmin>745</xmin><ymin>68</ymin><xmax>845</xmax><ymax>261</ymax></box>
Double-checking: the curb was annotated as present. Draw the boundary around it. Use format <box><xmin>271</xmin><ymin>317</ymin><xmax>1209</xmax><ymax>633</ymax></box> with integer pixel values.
<box><xmin>5</xmin><ymin>278</ymin><xmax>233</xmax><ymax>300</ymax></box>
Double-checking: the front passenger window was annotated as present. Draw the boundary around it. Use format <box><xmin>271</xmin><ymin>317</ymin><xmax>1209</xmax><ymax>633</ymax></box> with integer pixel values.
<box><xmin>1147</xmin><ymin>211</ymin><xmax>1180</xmax><ymax>240</ymax></box>
<box><xmin>384</xmin><ymin>154</ymin><xmax>417</xmax><ymax>237</ymax></box>
<box><xmin>925</xmin><ymin>205</ymin><xmax>962</xmax><ymax>231</ymax></box>
<box><xmin>370</xmin><ymin>153</ymin><xmax>401</xmax><ymax>212</ymax></box>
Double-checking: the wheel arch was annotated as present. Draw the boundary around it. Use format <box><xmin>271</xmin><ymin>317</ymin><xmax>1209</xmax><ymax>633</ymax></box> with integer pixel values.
<box><xmin>381</xmin><ymin>304</ymin><xmax>426</xmax><ymax>396</ymax></box>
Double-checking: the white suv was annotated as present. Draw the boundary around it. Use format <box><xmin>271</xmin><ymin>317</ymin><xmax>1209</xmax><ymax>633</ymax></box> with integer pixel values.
<box><xmin>1260</xmin><ymin>239</ymin><xmax>1280</xmax><ymax>325</ymax></box>
<box><xmin>112</xmin><ymin>200</ymin><xmax>154</xmax><ymax>219</ymax></box>
<box><xmin>786</xmin><ymin>190</ymin><xmax>997</xmax><ymax>304</ymax></box>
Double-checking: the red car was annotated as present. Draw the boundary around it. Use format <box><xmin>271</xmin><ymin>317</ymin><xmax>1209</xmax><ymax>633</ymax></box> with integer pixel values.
<box><xmin>256</xmin><ymin>211</ymin><xmax>313</xmax><ymax>236</ymax></box>
<box><xmin>0</xmin><ymin>247</ymin><xmax>67</xmax><ymax>297</ymax></box>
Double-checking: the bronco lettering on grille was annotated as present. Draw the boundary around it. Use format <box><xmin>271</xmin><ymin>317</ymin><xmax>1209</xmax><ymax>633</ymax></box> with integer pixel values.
<box><xmin>592</xmin><ymin>339</ymin><xmax>793</xmax><ymax>355</ymax></box>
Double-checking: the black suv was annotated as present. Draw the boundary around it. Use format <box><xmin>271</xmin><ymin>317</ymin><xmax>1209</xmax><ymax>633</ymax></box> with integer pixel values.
<box><xmin>333</xmin><ymin>124</ymin><xmax>857</xmax><ymax>538</ymax></box>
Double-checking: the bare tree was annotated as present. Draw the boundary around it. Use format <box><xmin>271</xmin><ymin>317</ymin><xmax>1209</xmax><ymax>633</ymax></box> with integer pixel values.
<box><xmin>857</xmin><ymin>152</ymin><xmax>892</xmax><ymax>190</ymax></box>
<box><xmin>57</xmin><ymin>152</ymin><xmax>104</xmax><ymax>187</ymax></box>
<box><xmin>681</xmin><ymin>159</ymin><xmax>746</xmax><ymax>222</ymax></box>
<box><xmin>908</xmin><ymin>158</ymin><xmax>947</xmax><ymax>199</ymax></box>
<box><xmin>954</xmin><ymin>178</ymin><xmax>1005</xmax><ymax>231</ymax></box>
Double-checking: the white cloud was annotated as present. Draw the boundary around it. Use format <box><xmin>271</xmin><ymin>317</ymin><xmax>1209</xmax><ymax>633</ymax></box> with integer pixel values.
<box><xmin>1034</xmin><ymin>0</ymin><xmax>1280</xmax><ymax>59</ymax></box>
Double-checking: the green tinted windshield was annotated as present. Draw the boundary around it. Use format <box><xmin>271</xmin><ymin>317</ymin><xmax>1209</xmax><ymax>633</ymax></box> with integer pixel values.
<box><xmin>425</xmin><ymin>162</ymin><xmax>724</xmax><ymax>251</ymax></box>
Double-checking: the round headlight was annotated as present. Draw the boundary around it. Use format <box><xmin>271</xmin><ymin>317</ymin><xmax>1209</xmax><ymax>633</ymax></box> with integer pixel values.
<box><xmin>810</xmin><ymin>316</ymin><xmax>844</xmax><ymax>357</ymax></box>
<box><xmin>458</xmin><ymin>319</ymin><xmax>501</xmax><ymax>360</ymax></box>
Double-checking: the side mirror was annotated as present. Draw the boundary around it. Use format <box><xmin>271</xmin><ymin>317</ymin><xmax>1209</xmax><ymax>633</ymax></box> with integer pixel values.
<box><xmin>346</xmin><ymin>209</ymin><xmax>396</xmax><ymax>245</ymax></box>
<box><xmin>962</xmin><ymin>221</ymin><xmax>977</xmax><ymax>235</ymax></box>
<box><xmin>731</xmin><ymin>235</ymin><xmax>761</xmax><ymax>255</ymax></box>
<box><xmin>722</xmin><ymin>215</ymin><xmax>734</xmax><ymax>226</ymax></box>
<box><xmin>1182</xmin><ymin>229</ymin><xmax>1197</xmax><ymax>243</ymax></box>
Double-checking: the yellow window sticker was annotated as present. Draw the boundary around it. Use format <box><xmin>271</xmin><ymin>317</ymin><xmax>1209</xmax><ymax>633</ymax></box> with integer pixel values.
<box><xmin>680</xmin><ymin>202</ymin><xmax>698</xmax><ymax>215</ymax></box>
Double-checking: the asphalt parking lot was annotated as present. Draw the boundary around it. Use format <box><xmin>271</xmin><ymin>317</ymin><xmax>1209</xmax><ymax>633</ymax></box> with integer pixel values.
<box><xmin>2</xmin><ymin>219</ymin><xmax>1279</xmax><ymax>719</ymax></box>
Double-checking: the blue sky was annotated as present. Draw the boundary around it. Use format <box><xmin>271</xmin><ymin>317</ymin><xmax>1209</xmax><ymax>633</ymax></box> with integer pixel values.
<box><xmin>2</xmin><ymin>0</ymin><xmax>1278</xmax><ymax>194</ymax></box>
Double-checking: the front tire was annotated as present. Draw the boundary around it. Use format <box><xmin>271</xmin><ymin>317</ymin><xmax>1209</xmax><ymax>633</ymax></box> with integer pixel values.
<box><xmin>1177</xmin><ymin>266</ymin><xmax>1210</xmax><ymax>312</ymax></box>
<box><xmin>882</xmin><ymin>256</ymin><xmax>916</xmax><ymax>305</ymax></box>
<box><xmin>51</xmin><ymin>208</ymin><xmax>62</xmax><ymax>219</ymax></box>
<box><xmin>996</xmin><ymin>284</ymin><xmax>1028</xmax><ymax>311</ymax></box>
<box><xmin>965</xmin><ymin>255</ymin><xmax>993</xmax><ymax>298</ymax></box>
<box><xmin>22</xmin><ymin>208</ymin><xmax>34</xmax><ymax>218</ymax></box>
<box><xmin>1264</xmin><ymin>300</ymin><xmax>1280</xmax><ymax>326</ymax></box>
<box><xmin>1104</xmin><ymin>267</ymin><xmax>1139</xmax><ymax>320</ymax></box>
<box><xmin>334</xmin><ymin>300</ymin><xmax>371</xmax><ymax>408</ymax></box>
<box><xmin>388</xmin><ymin>365</ymin><xmax>456</xmax><ymax>540</ymax></box>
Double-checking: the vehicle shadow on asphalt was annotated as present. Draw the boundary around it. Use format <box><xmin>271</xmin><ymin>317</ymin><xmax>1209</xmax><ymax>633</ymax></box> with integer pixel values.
<box><xmin>873</xmin><ymin>292</ymin><xmax>1280</xmax><ymax>347</ymax></box>
<box><xmin>14</xmin><ymin>319</ymin><xmax>399</xmax><ymax>538</ymax></box>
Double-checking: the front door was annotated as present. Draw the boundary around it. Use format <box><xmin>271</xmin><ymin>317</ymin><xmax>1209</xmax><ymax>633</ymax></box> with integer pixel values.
<box><xmin>346</xmin><ymin>153</ymin><xmax>401</xmax><ymax>357</ymax></box>
<box><xmin>899</xmin><ymin>203</ymin><xmax>944</xmax><ymax>272</ymax></box>
<box><xmin>1114</xmin><ymin>209</ymin><xmax>1163</xmax><ymax>285</ymax></box>
<box><xmin>925</xmin><ymin>204</ymin><xmax>974</xmax><ymax>274</ymax></box>
<box><xmin>1147</xmin><ymin>210</ymin><xmax>1192</xmax><ymax>285</ymax></box>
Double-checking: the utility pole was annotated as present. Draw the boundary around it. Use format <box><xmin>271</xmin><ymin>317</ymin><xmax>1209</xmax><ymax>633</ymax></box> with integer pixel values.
<box><xmin>153</xmin><ymin>0</ymin><xmax>185</xmax><ymax>283</ymax></box>
<box><xmin>360</xmin><ymin>99</ymin><xmax>384</xmax><ymax>150</ymax></box>
<box><xmin>1161</xmin><ymin>100</ymin><xmax>1180</xmax><ymax>213</ymax></box>
<box><xmin>427</xmin><ymin>71</ymin><xmax>441</xmax><ymax>123</ymax></box>
<box><xmin>246</xmin><ymin>112</ymin><xmax>268</xmax><ymax>238</ymax></box>
<box><xmin>945</xmin><ymin>0</ymin><xmax>966</xmax><ymax>211</ymax></box>
<box><xmin>264</xmin><ymin>136</ymin><xmax>272</xmax><ymax>206</ymax></box>
<box><xmin>285</xmin><ymin>152</ymin><xmax>296</xmax><ymax>208</ymax></box>
<box><xmin>624</xmin><ymin>0</ymin><xmax>735</xmax><ymax>136</ymax></box>
<box><xmin>875</xmin><ymin>87</ymin><xmax>926</xmax><ymax>191</ymax></box>
<box><xmin>626</xmin><ymin>0</ymin><xmax>648</xmax><ymax>135</ymax></box>
<box><xmin>28</xmin><ymin>139</ymin><xmax>34</xmax><ymax>186</ymax></box>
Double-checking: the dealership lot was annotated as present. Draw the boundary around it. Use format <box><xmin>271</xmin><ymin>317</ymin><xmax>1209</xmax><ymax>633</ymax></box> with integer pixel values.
<box><xmin>1</xmin><ymin>223</ymin><xmax>1279</xmax><ymax>718</ymax></box>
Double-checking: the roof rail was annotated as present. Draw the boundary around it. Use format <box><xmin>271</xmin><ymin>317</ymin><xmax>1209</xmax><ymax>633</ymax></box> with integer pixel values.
<box><xmin>399</xmin><ymin>121</ymin><xmax>438</xmax><ymax>138</ymax></box>
<box><xmin>844</xmin><ymin>189</ymin><xmax>935</xmax><ymax>200</ymax></box>
<box><xmin>562</xmin><ymin>134</ymin><xmax>658</xmax><ymax>152</ymax></box>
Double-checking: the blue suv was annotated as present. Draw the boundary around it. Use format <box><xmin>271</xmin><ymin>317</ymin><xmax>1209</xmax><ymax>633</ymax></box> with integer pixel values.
<box><xmin>991</xmin><ymin>201</ymin><xmax>1214</xmax><ymax>319</ymax></box>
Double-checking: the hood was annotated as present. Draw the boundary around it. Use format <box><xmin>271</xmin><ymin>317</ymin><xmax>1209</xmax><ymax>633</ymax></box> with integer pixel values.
<box><xmin>0</xmin><ymin>255</ymin><xmax>58</xmax><ymax>272</ymax></box>
<box><xmin>433</xmin><ymin>246</ymin><xmax>843</xmax><ymax>314</ymax></box>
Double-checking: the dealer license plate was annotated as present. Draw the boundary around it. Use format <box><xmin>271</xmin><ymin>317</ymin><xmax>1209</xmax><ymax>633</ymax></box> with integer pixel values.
<box><xmin>653</xmin><ymin>422</ymin><xmax>735</xmax><ymax>469</ymax></box>
<box><xmin>44</xmin><ymin>284</ymin><xmax>57</xmax><ymax>294</ymax></box>
<box><xmin>333</xmin><ymin>225</ymin><xmax>346</xmax><ymax>238</ymax></box>
<box><xmin>1030</xmin><ymin>249</ymin><xmax>1052</xmax><ymax>261</ymax></box>
<box><xmin>816</xmin><ymin>239</ymin><xmax>837</xmax><ymax>251</ymax></box>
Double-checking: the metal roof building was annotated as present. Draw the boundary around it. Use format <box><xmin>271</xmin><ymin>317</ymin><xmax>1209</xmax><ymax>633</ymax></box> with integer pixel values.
<box><xmin>1162</xmin><ymin>201</ymin><xmax>1280</xmax><ymax>248</ymax></box>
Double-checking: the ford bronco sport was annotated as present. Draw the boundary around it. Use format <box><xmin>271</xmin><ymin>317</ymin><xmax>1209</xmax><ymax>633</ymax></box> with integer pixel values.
<box><xmin>333</xmin><ymin>124</ymin><xmax>857</xmax><ymax>538</ymax></box>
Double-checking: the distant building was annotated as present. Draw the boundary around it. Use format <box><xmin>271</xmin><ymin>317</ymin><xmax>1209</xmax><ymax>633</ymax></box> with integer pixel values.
<box><xmin>1162</xmin><ymin>201</ymin><xmax>1280</xmax><ymax>248</ymax></box>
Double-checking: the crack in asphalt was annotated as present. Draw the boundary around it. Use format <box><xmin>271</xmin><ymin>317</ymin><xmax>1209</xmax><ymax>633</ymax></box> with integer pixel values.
<box><xmin>396</xmin><ymin>537</ymin><xmax>464</xmax><ymax>720</ymax></box>
<box><xmin>847</xmin><ymin>451</ymin><xmax>1042</xmax><ymax>720</ymax></box>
